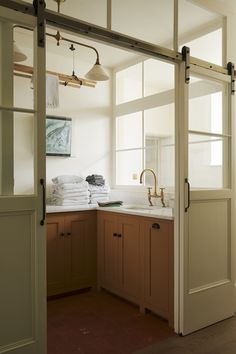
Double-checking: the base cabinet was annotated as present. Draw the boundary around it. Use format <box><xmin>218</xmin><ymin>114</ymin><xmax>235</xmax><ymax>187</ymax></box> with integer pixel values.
<box><xmin>97</xmin><ymin>211</ymin><xmax>174</xmax><ymax>325</ymax></box>
<box><xmin>97</xmin><ymin>211</ymin><xmax>141</xmax><ymax>304</ymax></box>
<box><xmin>47</xmin><ymin>209</ymin><xmax>174</xmax><ymax>325</ymax></box>
<box><xmin>47</xmin><ymin>211</ymin><xmax>96</xmax><ymax>296</ymax></box>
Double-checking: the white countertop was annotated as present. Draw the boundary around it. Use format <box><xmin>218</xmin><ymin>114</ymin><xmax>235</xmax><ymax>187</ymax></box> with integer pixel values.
<box><xmin>46</xmin><ymin>204</ymin><xmax>174</xmax><ymax>220</ymax></box>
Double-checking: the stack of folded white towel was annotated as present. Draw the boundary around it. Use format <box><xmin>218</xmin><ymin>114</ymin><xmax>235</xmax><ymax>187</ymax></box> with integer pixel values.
<box><xmin>89</xmin><ymin>183</ymin><xmax>110</xmax><ymax>204</ymax></box>
<box><xmin>51</xmin><ymin>175</ymin><xmax>89</xmax><ymax>206</ymax></box>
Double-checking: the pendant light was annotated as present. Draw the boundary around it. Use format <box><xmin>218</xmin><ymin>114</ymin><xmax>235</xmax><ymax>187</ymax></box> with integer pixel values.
<box><xmin>51</xmin><ymin>0</ymin><xmax>109</xmax><ymax>82</ymax></box>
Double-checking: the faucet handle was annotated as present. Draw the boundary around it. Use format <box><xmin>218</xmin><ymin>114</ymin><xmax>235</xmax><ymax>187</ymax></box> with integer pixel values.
<box><xmin>159</xmin><ymin>188</ymin><xmax>166</xmax><ymax>208</ymax></box>
<box><xmin>147</xmin><ymin>187</ymin><xmax>152</xmax><ymax>194</ymax></box>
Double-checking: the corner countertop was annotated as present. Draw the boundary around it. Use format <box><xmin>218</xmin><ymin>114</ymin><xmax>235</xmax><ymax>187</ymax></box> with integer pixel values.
<box><xmin>46</xmin><ymin>204</ymin><xmax>174</xmax><ymax>220</ymax></box>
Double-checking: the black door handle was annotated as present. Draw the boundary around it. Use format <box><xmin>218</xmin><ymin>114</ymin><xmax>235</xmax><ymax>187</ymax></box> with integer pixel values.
<box><xmin>113</xmin><ymin>233</ymin><xmax>117</xmax><ymax>237</ymax></box>
<box><xmin>185</xmin><ymin>178</ymin><xmax>190</xmax><ymax>212</ymax></box>
<box><xmin>152</xmin><ymin>223</ymin><xmax>160</xmax><ymax>229</ymax></box>
<box><xmin>40</xmin><ymin>178</ymin><xmax>46</xmax><ymax>226</ymax></box>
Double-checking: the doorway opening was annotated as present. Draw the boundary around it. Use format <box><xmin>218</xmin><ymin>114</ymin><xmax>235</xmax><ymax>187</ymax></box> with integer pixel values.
<box><xmin>14</xmin><ymin>14</ymin><xmax>177</xmax><ymax>353</ymax></box>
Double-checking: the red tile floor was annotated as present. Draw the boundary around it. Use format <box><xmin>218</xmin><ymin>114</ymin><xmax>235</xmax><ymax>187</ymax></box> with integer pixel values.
<box><xmin>47</xmin><ymin>290</ymin><xmax>175</xmax><ymax>354</ymax></box>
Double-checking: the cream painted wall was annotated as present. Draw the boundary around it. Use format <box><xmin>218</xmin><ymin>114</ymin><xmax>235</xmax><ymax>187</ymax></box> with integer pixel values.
<box><xmin>14</xmin><ymin>48</ymin><xmax>112</xmax><ymax>194</ymax></box>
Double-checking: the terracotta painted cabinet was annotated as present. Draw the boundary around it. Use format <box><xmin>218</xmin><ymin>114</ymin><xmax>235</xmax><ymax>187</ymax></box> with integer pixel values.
<box><xmin>47</xmin><ymin>211</ymin><xmax>96</xmax><ymax>296</ymax></box>
<box><xmin>97</xmin><ymin>211</ymin><xmax>141</xmax><ymax>304</ymax></box>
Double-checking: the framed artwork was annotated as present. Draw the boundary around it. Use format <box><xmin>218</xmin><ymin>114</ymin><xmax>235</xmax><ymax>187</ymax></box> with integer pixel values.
<box><xmin>46</xmin><ymin>116</ymin><xmax>72</xmax><ymax>156</ymax></box>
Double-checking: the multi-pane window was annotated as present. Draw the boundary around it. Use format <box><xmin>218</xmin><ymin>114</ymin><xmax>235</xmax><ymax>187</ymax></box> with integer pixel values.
<box><xmin>115</xmin><ymin>59</ymin><xmax>175</xmax><ymax>187</ymax></box>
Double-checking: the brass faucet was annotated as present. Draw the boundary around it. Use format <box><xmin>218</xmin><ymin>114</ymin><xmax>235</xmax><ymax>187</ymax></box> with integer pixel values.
<box><xmin>139</xmin><ymin>168</ymin><xmax>165</xmax><ymax>207</ymax></box>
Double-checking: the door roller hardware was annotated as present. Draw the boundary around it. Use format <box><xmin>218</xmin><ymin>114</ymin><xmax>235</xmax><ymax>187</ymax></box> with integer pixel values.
<box><xmin>182</xmin><ymin>46</ymin><xmax>190</xmax><ymax>84</ymax></box>
<box><xmin>227</xmin><ymin>62</ymin><xmax>235</xmax><ymax>95</ymax></box>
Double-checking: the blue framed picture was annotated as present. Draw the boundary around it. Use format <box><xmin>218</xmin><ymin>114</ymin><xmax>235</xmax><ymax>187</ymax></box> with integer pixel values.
<box><xmin>46</xmin><ymin>116</ymin><xmax>72</xmax><ymax>156</ymax></box>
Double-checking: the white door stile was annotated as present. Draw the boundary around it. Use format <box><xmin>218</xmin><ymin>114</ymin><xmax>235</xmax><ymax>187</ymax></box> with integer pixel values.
<box><xmin>34</xmin><ymin>23</ymin><xmax>47</xmax><ymax>354</ymax></box>
<box><xmin>175</xmin><ymin>61</ymin><xmax>189</xmax><ymax>334</ymax></box>
<box><xmin>0</xmin><ymin>5</ymin><xmax>46</xmax><ymax>354</ymax></box>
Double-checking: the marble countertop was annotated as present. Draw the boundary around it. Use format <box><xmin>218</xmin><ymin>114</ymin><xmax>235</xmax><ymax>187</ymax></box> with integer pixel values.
<box><xmin>46</xmin><ymin>204</ymin><xmax>174</xmax><ymax>220</ymax></box>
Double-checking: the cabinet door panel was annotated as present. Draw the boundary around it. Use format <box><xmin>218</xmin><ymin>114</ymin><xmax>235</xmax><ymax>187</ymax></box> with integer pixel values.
<box><xmin>47</xmin><ymin>214</ymin><xmax>66</xmax><ymax>295</ymax></box>
<box><xmin>144</xmin><ymin>220</ymin><xmax>170</xmax><ymax>318</ymax></box>
<box><xmin>104</xmin><ymin>218</ymin><xmax>119</xmax><ymax>287</ymax></box>
<box><xmin>97</xmin><ymin>212</ymin><xmax>119</xmax><ymax>289</ymax></box>
<box><xmin>119</xmin><ymin>216</ymin><xmax>140</xmax><ymax>300</ymax></box>
<box><xmin>65</xmin><ymin>212</ymin><xmax>96</xmax><ymax>290</ymax></box>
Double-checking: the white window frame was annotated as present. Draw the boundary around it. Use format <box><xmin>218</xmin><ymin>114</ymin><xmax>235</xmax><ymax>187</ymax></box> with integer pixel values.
<box><xmin>113</xmin><ymin>58</ymin><xmax>176</xmax><ymax>190</ymax></box>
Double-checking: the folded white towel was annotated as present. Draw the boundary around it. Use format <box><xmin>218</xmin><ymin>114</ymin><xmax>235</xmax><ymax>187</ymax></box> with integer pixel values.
<box><xmin>52</xmin><ymin>175</ymin><xmax>84</xmax><ymax>184</ymax></box>
<box><xmin>90</xmin><ymin>192</ymin><xmax>109</xmax><ymax>198</ymax></box>
<box><xmin>52</xmin><ymin>191</ymin><xmax>89</xmax><ymax>199</ymax></box>
<box><xmin>54</xmin><ymin>199</ymin><xmax>89</xmax><ymax>206</ymax></box>
<box><xmin>53</xmin><ymin>181</ymin><xmax>88</xmax><ymax>190</ymax></box>
<box><xmin>46</xmin><ymin>74</ymin><xmax>59</xmax><ymax>108</ymax></box>
<box><xmin>52</xmin><ymin>191</ymin><xmax>90</xmax><ymax>198</ymax></box>
<box><xmin>52</xmin><ymin>196</ymin><xmax>89</xmax><ymax>205</ymax></box>
<box><xmin>88</xmin><ymin>183</ymin><xmax>110</xmax><ymax>192</ymax></box>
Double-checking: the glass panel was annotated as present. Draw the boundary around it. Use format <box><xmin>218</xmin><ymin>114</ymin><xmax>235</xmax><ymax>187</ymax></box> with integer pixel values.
<box><xmin>0</xmin><ymin>17</ymin><xmax>34</xmax><ymax>109</ymax></box>
<box><xmin>144</xmin><ymin>104</ymin><xmax>175</xmax><ymax>140</ymax></box>
<box><xmin>116</xmin><ymin>63</ymin><xmax>142</xmax><ymax>104</ymax></box>
<box><xmin>0</xmin><ymin>110</ymin><xmax>34</xmax><ymax>195</ymax></box>
<box><xmin>188</xmin><ymin>134</ymin><xmax>227</xmax><ymax>189</ymax></box>
<box><xmin>189</xmin><ymin>77</ymin><xmax>225</xmax><ymax>134</ymax></box>
<box><xmin>116</xmin><ymin>150</ymin><xmax>142</xmax><ymax>185</ymax></box>
<box><xmin>144</xmin><ymin>136</ymin><xmax>158</xmax><ymax>186</ymax></box>
<box><xmin>144</xmin><ymin>59</ymin><xmax>174</xmax><ymax>97</ymax></box>
<box><xmin>14</xmin><ymin>27</ymin><xmax>34</xmax><ymax>110</ymax></box>
<box><xmin>112</xmin><ymin>0</ymin><xmax>174</xmax><ymax>49</ymax></box>
<box><xmin>159</xmin><ymin>137</ymin><xmax>175</xmax><ymax>187</ymax></box>
<box><xmin>144</xmin><ymin>104</ymin><xmax>175</xmax><ymax>187</ymax></box>
<box><xmin>44</xmin><ymin>0</ymin><xmax>107</xmax><ymax>28</ymax></box>
<box><xmin>179</xmin><ymin>0</ymin><xmax>223</xmax><ymax>64</ymax></box>
<box><xmin>182</xmin><ymin>28</ymin><xmax>222</xmax><ymax>66</ymax></box>
<box><xmin>116</xmin><ymin>112</ymin><xmax>142</xmax><ymax>150</ymax></box>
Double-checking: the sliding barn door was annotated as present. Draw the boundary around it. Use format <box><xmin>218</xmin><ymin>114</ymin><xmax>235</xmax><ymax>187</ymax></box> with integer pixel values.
<box><xmin>0</xmin><ymin>6</ymin><xmax>46</xmax><ymax>354</ymax></box>
<box><xmin>179</xmin><ymin>63</ymin><xmax>234</xmax><ymax>335</ymax></box>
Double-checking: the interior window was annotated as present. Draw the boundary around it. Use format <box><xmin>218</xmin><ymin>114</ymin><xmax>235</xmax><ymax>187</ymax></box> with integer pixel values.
<box><xmin>115</xmin><ymin>60</ymin><xmax>175</xmax><ymax>188</ymax></box>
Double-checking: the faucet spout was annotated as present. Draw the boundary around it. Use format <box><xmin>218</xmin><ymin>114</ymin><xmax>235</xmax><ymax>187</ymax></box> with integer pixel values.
<box><xmin>139</xmin><ymin>168</ymin><xmax>158</xmax><ymax>195</ymax></box>
<box><xmin>139</xmin><ymin>168</ymin><xmax>165</xmax><ymax>207</ymax></box>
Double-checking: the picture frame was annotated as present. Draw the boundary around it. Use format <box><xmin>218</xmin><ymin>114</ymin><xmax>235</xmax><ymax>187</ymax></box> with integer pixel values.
<box><xmin>46</xmin><ymin>116</ymin><xmax>72</xmax><ymax>157</ymax></box>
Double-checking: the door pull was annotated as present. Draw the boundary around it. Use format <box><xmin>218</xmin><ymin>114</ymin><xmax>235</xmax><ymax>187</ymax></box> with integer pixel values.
<box><xmin>185</xmin><ymin>178</ymin><xmax>190</xmax><ymax>212</ymax></box>
<box><xmin>40</xmin><ymin>178</ymin><xmax>46</xmax><ymax>226</ymax></box>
